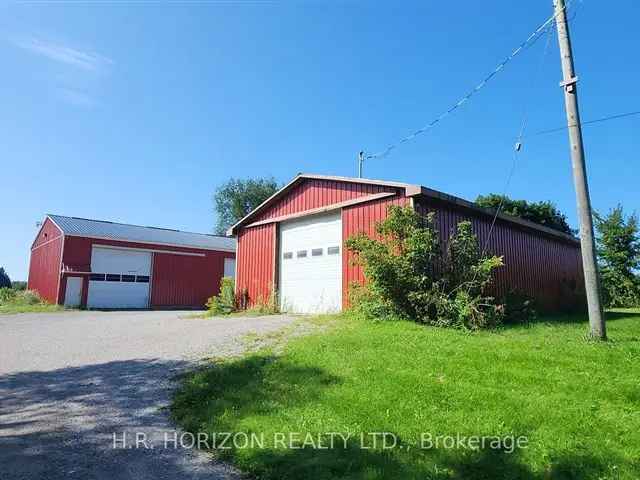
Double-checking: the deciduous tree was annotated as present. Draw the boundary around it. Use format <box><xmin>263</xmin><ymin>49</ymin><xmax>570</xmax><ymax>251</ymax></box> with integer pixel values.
<box><xmin>594</xmin><ymin>205</ymin><xmax>640</xmax><ymax>307</ymax></box>
<box><xmin>475</xmin><ymin>194</ymin><xmax>574</xmax><ymax>235</ymax></box>
<box><xmin>213</xmin><ymin>177</ymin><xmax>279</xmax><ymax>235</ymax></box>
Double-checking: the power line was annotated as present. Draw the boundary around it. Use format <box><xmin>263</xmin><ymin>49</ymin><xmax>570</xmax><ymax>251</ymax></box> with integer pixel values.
<box><xmin>363</xmin><ymin>1</ymin><xmax>574</xmax><ymax>162</ymax></box>
<box><xmin>531</xmin><ymin>110</ymin><xmax>640</xmax><ymax>137</ymax></box>
<box><xmin>479</xmin><ymin>25</ymin><xmax>555</xmax><ymax>258</ymax></box>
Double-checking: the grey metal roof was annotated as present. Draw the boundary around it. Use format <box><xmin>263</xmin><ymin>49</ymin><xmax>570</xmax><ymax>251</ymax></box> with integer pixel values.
<box><xmin>48</xmin><ymin>214</ymin><xmax>236</xmax><ymax>252</ymax></box>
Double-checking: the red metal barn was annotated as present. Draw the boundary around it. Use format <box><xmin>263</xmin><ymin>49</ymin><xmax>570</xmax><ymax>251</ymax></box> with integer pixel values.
<box><xmin>228</xmin><ymin>174</ymin><xmax>585</xmax><ymax>314</ymax></box>
<box><xmin>28</xmin><ymin>215</ymin><xmax>235</xmax><ymax>309</ymax></box>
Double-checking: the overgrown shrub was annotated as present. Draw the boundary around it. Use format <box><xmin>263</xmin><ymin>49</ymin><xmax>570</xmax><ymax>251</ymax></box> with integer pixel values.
<box><xmin>502</xmin><ymin>290</ymin><xmax>538</xmax><ymax>325</ymax></box>
<box><xmin>0</xmin><ymin>288</ymin><xmax>43</xmax><ymax>306</ymax></box>
<box><xmin>346</xmin><ymin>205</ymin><xmax>505</xmax><ymax>330</ymax></box>
<box><xmin>206</xmin><ymin>277</ymin><xmax>236</xmax><ymax>315</ymax></box>
<box><xmin>20</xmin><ymin>290</ymin><xmax>43</xmax><ymax>305</ymax></box>
<box><xmin>247</xmin><ymin>290</ymin><xmax>280</xmax><ymax>315</ymax></box>
<box><xmin>0</xmin><ymin>287</ymin><xmax>17</xmax><ymax>304</ymax></box>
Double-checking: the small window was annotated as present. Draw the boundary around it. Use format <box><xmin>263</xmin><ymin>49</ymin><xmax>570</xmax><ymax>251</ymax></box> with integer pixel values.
<box><xmin>90</xmin><ymin>273</ymin><xmax>105</xmax><ymax>281</ymax></box>
<box><xmin>136</xmin><ymin>275</ymin><xmax>150</xmax><ymax>283</ymax></box>
<box><xmin>327</xmin><ymin>246</ymin><xmax>340</xmax><ymax>255</ymax></box>
<box><xmin>296</xmin><ymin>250</ymin><xmax>307</xmax><ymax>258</ymax></box>
<box><xmin>311</xmin><ymin>248</ymin><xmax>323</xmax><ymax>257</ymax></box>
<box><xmin>283</xmin><ymin>252</ymin><xmax>293</xmax><ymax>260</ymax></box>
<box><xmin>106</xmin><ymin>274</ymin><xmax>121</xmax><ymax>282</ymax></box>
<box><xmin>121</xmin><ymin>275</ymin><xmax>136</xmax><ymax>282</ymax></box>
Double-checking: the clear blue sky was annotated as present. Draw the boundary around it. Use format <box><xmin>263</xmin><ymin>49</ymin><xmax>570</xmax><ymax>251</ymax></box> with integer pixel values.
<box><xmin>1</xmin><ymin>1</ymin><xmax>638</xmax><ymax>281</ymax></box>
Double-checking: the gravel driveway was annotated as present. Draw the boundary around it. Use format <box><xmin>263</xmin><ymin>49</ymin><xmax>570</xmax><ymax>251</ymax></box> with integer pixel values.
<box><xmin>0</xmin><ymin>310</ymin><xmax>297</xmax><ymax>480</ymax></box>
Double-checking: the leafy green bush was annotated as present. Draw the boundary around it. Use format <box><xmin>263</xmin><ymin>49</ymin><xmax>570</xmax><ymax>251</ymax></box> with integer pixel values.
<box><xmin>502</xmin><ymin>290</ymin><xmax>538</xmax><ymax>325</ymax></box>
<box><xmin>0</xmin><ymin>288</ymin><xmax>44</xmax><ymax>306</ymax></box>
<box><xmin>11</xmin><ymin>281</ymin><xmax>27</xmax><ymax>291</ymax></box>
<box><xmin>206</xmin><ymin>277</ymin><xmax>236</xmax><ymax>315</ymax></box>
<box><xmin>0</xmin><ymin>287</ymin><xmax>17</xmax><ymax>304</ymax></box>
<box><xmin>346</xmin><ymin>205</ymin><xmax>505</xmax><ymax>330</ymax></box>
<box><xmin>20</xmin><ymin>290</ymin><xmax>43</xmax><ymax>305</ymax></box>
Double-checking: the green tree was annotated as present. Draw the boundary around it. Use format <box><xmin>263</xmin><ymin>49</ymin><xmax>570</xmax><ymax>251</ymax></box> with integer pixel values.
<box><xmin>475</xmin><ymin>194</ymin><xmax>574</xmax><ymax>235</ymax></box>
<box><xmin>11</xmin><ymin>281</ymin><xmax>27</xmax><ymax>291</ymax></box>
<box><xmin>594</xmin><ymin>205</ymin><xmax>640</xmax><ymax>307</ymax></box>
<box><xmin>213</xmin><ymin>177</ymin><xmax>279</xmax><ymax>235</ymax></box>
<box><xmin>0</xmin><ymin>267</ymin><xmax>11</xmax><ymax>289</ymax></box>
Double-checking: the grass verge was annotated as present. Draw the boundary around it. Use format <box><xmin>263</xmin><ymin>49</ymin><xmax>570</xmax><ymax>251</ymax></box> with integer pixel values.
<box><xmin>171</xmin><ymin>310</ymin><xmax>640</xmax><ymax>479</ymax></box>
<box><xmin>0</xmin><ymin>303</ymin><xmax>64</xmax><ymax>314</ymax></box>
<box><xmin>0</xmin><ymin>289</ymin><xmax>64</xmax><ymax>314</ymax></box>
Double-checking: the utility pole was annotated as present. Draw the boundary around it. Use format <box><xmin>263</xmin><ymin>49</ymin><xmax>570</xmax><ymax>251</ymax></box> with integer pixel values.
<box><xmin>358</xmin><ymin>151</ymin><xmax>365</xmax><ymax>178</ymax></box>
<box><xmin>553</xmin><ymin>0</ymin><xmax>606</xmax><ymax>339</ymax></box>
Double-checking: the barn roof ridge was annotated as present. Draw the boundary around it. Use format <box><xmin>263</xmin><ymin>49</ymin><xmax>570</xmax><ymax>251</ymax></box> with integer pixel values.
<box><xmin>46</xmin><ymin>214</ymin><xmax>235</xmax><ymax>251</ymax></box>
<box><xmin>227</xmin><ymin>173</ymin><xmax>580</xmax><ymax>245</ymax></box>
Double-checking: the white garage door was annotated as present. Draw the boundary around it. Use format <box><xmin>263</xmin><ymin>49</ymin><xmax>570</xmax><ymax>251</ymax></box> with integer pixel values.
<box><xmin>279</xmin><ymin>212</ymin><xmax>342</xmax><ymax>314</ymax></box>
<box><xmin>87</xmin><ymin>247</ymin><xmax>152</xmax><ymax>309</ymax></box>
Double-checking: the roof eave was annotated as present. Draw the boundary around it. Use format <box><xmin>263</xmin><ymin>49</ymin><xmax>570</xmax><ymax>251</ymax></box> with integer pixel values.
<box><xmin>416</xmin><ymin>187</ymin><xmax>580</xmax><ymax>244</ymax></box>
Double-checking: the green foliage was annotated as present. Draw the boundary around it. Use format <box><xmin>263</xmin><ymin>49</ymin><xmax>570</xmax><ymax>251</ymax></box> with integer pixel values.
<box><xmin>172</xmin><ymin>310</ymin><xmax>640</xmax><ymax>480</ymax></box>
<box><xmin>346</xmin><ymin>205</ymin><xmax>504</xmax><ymax>330</ymax></box>
<box><xmin>475</xmin><ymin>193</ymin><xmax>575</xmax><ymax>235</ymax></box>
<box><xmin>213</xmin><ymin>177</ymin><xmax>279</xmax><ymax>235</ymax></box>
<box><xmin>11</xmin><ymin>281</ymin><xmax>27</xmax><ymax>291</ymax></box>
<box><xmin>0</xmin><ymin>288</ymin><xmax>62</xmax><ymax>314</ymax></box>
<box><xmin>247</xmin><ymin>290</ymin><xmax>280</xmax><ymax>315</ymax></box>
<box><xmin>0</xmin><ymin>267</ymin><xmax>11</xmax><ymax>289</ymax></box>
<box><xmin>206</xmin><ymin>277</ymin><xmax>237</xmax><ymax>315</ymax></box>
<box><xmin>0</xmin><ymin>287</ymin><xmax>16</xmax><ymax>304</ymax></box>
<box><xmin>595</xmin><ymin>205</ymin><xmax>640</xmax><ymax>308</ymax></box>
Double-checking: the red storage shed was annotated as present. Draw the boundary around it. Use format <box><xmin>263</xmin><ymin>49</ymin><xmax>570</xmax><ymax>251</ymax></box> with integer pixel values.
<box><xmin>228</xmin><ymin>174</ymin><xmax>585</xmax><ymax>314</ymax></box>
<box><xmin>28</xmin><ymin>215</ymin><xmax>236</xmax><ymax>309</ymax></box>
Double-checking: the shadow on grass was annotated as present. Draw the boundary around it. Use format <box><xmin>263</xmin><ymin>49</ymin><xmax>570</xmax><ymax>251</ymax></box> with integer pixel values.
<box><xmin>171</xmin><ymin>354</ymin><xmax>633</xmax><ymax>480</ymax></box>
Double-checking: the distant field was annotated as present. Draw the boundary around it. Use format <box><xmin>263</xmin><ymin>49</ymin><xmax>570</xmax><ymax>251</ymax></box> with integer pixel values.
<box><xmin>172</xmin><ymin>310</ymin><xmax>640</xmax><ymax>479</ymax></box>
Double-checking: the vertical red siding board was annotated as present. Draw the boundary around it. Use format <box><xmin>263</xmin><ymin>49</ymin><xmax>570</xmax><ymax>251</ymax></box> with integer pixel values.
<box><xmin>28</xmin><ymin>218</ymin><xmax>64</xmax><ymax>304</ymax></box>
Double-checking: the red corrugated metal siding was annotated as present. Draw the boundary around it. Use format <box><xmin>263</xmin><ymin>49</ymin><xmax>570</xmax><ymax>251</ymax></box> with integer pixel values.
<box><xmin>60</xmin><ymin>236</ymin><xmax>234</xmax><ymax>308</ymax></box>
<box><xmin>342</xmin><ymin>195</ymin><xmax>408</xmax><ymax>307</ymax></box>
<box><xmin>27</xmin><ymin>218</ymin><xmax>63</xmax><ymax>304</ymax></box>
<box><xmin>415</xmin><ymin>198</ymin><xmax>584</xmax><ymax>311</ymax></box>
<box><xmin>151</xmin><ymin>251</ymin><xmax>233</xmax><ymax>308</ymax></box>
<box><xmin>235</xmin><ymin>177</ymin><xmax>583</xmax><ymax>313</ymax></box>
<box><xmin>235</xmin><ymin>178</ymin><xmax>405</xmax><ymax>307</ymax></box>
<box><xmin>255</xmin><ymin>178</ymin><xmax>398</xmax><ymax>221</ymax></box>
<box><xmin>235</xmin><ymin>223</ymin><xmax>275</xmax><ymax>307</ymax></box>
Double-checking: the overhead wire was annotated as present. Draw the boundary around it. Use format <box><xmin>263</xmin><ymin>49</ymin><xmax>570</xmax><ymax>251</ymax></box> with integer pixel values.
<box><xmin>478</xmin><ymin>24</ymin><xmax>556</xmax><ymax>258</ymax></box>
<box><xmin>531</xmin><ymin>110</ymin><xmax>640</xmax><ymax>137</ymax></box>
<box><xmin>455</xmin><ymin>19</ymin><xmax>557</xmax><ymax>298</ymax></box>
<box><xmin>363</xmin><ymin>0</ymin><xmax>573</xmax><ymax>161</ymax></box>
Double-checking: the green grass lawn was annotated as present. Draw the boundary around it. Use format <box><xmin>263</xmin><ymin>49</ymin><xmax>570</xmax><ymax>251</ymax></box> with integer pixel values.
<box><xmin>171</xmin><ymin>310</ymin><xmax>640</xmax><ymax>479</ymax></box>
<box><xmin>0</xmin><ymin>302</ymin><xmax>63</xmax><ymax>314</ymax></box>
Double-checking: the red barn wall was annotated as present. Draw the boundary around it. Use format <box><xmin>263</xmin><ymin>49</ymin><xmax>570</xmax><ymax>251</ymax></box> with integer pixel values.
<box><xmin>235</xmin><ymin>223</ymin><xmax>275</xmax><ymax>308</ymax></box>
<box><xmin>151</xmin><ymin>250</ymin><xmax>233</xmax><ymax>308</ymax></box>
<box><xmin>27</xmin><ymin>218</ymin><xmax>63</xmax><ymax>303</ymax></box>
<box><xmin>60</xmin><ymin>236</ymin><xmax>234</xmax><ymax>308</ymax></box>
<box><xmin>342</xmin><ymin>195</ymin><xmax>407</xmax><ymax>307</ymax></box>
<box><xmin>415</xmin><ymin>198</ymin><xmax>585</xmax><ymax>311</ymax></box>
